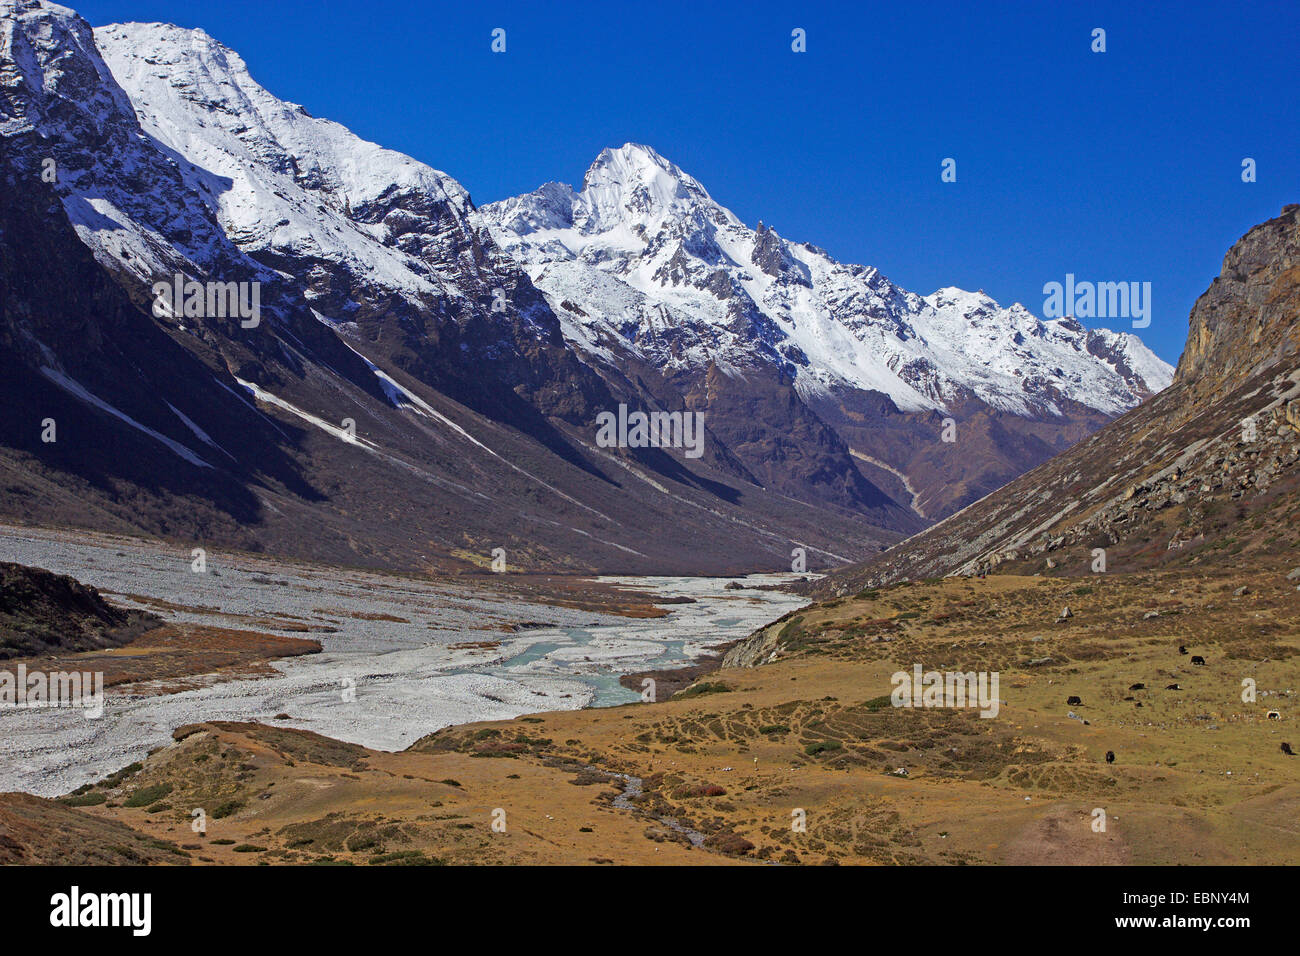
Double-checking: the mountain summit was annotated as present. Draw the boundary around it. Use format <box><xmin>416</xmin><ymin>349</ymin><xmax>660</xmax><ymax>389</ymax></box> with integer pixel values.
<box><xmin>486</xmin><ymin>142</ymin><xmax>1169</xmax><ymax>418</ymax></box>
<box><xmin>483</xmin><ymin>143</ymin><xmax>1172</xmax><ymax>518</ymax></box>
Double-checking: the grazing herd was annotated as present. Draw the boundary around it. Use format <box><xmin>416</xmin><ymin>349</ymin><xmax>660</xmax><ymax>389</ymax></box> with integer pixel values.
<box><xmin>1061</xmin><ymin>643</ymin><xmax>1288</xmax><ymax>765</ymax></box>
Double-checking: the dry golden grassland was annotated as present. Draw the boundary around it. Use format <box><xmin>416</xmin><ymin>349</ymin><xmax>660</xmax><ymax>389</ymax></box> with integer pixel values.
<box><xmin>15</xmin><ymin>569</ymin><xmax>1293</xmax><ymax>866</ymax></box>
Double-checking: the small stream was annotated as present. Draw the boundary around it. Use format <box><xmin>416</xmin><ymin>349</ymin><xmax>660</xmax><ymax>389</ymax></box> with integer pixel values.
<box><xmin>607</xmin><ymin>770</ymin><xmax>706</xmax><ymax>847</ymax></box>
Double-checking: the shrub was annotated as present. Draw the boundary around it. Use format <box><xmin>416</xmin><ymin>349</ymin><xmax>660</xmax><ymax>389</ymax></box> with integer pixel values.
<box><xmin>211</xmin><ymin>800</ymin><xmax>244</xmax><ymax>819</ymax></box>
<box><xmin>670</xmin><ymin>783</ymin><xmax>727</xmax><ymax>798</ymax></box>
<box><xmin>673</xmin><ymin>681</ymin><xmax>733</xmax><ymax>700</ymax></box>
<box><xmin>99</xmin><ymin>762</ymin><xmax>144</xmax><ymax>788</ymax></box>
<box><xmin>59</xmin><ymin>791</ymin><xmax>107</xmax><ymax>807</ymax></box>
<box><xmin>703</xmin><ymin>832</ymin><xmax>755</xmax><ymax>856</ymax></box>
<box><xmin>345</xmin><ymin>832</ymin><xmax>381</xmax><ymax>852</ymax></box>
<box><xmin>804</xmin><ymin>740</ymin><xmax>843</xmax><ymax>756</ymax></box>
<box><xmin>123</xmin><ymin>783</ymin><xmax>173</xmax><ymax>807</ymax></box>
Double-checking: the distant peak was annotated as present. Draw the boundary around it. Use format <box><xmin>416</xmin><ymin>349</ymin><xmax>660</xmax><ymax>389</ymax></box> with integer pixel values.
<box><xmin>608</xmin><ymin>142</ymin><xmax>669</xmax><ymax>165</ymax></box>
<box><xmin>570</xmin><ymin>142</ymin><xmax>727</xmax><ymax>233</ymax></box>
<box><xmin>582</xmin><ymin>142</ymin><xmax>691</xmax><ymax>190</ymax></box>
<box><xmin>927</xmin><ymin>287</ymin><xmax>1001</xmax><ymax>313</ymax></box>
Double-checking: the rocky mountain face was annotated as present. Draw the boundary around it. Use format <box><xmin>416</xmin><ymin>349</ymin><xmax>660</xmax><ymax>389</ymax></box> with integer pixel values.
<box><xmin>1177</xmin><ymin>208</ymin><xmax>1300</xmax><ymax>402</ymax></box>
<box><xmin>810</xmin><ymin>204</ymin><xmax>1300</xmax><ymax>596</ymax></box>
<box><xmin>482</xmin><ymin>144</ymin><xmax>1172</xmax><ymax>520</ymax></box>
<box><xmin>0</xmin><ymin>1</ymin><xmax>1170</xmax><ymax>574</ymax></box>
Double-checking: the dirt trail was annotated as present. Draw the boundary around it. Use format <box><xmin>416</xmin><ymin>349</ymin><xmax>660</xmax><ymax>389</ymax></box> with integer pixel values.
<box><xmin>1002</xmin><ymin>808</ymin><xmax>1132</xmax><ymax>865</ymax></box>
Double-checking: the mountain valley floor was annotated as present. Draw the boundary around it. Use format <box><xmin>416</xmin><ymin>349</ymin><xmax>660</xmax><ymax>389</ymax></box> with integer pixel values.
<box><xmin>3</xmin><ymin>560</ymin><xmax>1296</xmax><ymax>865</ymax></box>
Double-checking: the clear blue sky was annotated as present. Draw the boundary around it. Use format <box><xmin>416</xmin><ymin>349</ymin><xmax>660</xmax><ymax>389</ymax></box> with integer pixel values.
<box><xmin>76</xmin><ymin>0</ymin><xmax>1299</xmax><ymax>365</ymax></box>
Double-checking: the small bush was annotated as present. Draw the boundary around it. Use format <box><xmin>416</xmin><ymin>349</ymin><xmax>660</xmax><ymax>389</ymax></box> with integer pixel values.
<box><xmin>673</xmin><ymin>681</ymin><xmax>733</xmax><ymax>700</ymax></box>
<box><xmin>99</xmin><ymin>762</ymin><xmax>144</xmax><ymax>788</ymax></box>
<box><xmin>804</xmin><ymin>740</ymin><xmax>843</xmax><ymax>756</ymax></box>
<box><xmin>671</xmin><ymin>783</ymin><xmax>728</xmax><ymax>798</ymax></box>
<box><xmin>211</xmin><ymin>800</ymin><xmax>244</xmax><ymax>819</ymax></box>
<box><xmin>703</xmin><ymin>831</ymin><xmax>755</xmax><ymax>856</ymax></box>
<box><xmin>124</xmin><ymin>783</ymin><xmax>173</xmax><ymax>808</ymax></box>
<box><xmin>345</xmin><ymin>832</ymin><xmax>381</xmax><ymax>852</ymax></box>
<box><xmin>369</xmin><ymin>850</ymin><xmax>444</xmax><ymax>866</ymax></box>
<box><xmin>59</xmin><ymin>791</ymin><xmax>107</xmax><ymax>807</ymax></box>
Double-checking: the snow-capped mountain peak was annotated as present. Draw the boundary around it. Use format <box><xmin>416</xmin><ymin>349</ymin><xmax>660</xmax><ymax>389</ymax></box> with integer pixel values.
<box><xmin>576</xmin><ymin>142</ymin><xmax>733</xmax><ymax>233</ymax></box>
<box><xmin>482</xmin><ymin>145</ymin><xmax>1173</xmax><ymax>418</ymax></box>
<box><xmin>92</xmin><ymin>20</ymin><xmax>512</xmax><ymax>325</ymax></box>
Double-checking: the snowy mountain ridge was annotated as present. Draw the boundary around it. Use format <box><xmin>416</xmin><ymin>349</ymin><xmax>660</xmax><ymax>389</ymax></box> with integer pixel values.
<box><xmin>93</xmin><ymin>20</ymin><xmax>555</xmax><ymax>339</ymax></box>
<box><xmin>482</xmin><ymin>143</ymin><xmax>1173</xmax><ymax>417</ymax></box>
<box><xmin>85</xmin><ymin>19</ymin><xmax>1170</xmax><ymax>423</ymax></box>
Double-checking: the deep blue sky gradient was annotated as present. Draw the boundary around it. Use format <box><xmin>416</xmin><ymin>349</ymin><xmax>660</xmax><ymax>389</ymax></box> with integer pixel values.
<box><xmin>75</xmin><ymin>0</ymin><xmax>1300</xmax><ymax>364</ymax></box>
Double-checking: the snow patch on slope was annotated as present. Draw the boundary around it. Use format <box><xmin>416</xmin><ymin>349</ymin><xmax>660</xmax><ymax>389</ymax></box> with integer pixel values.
<box><xmin>94</xmin><ymin>21</ymin><xmax>476</xmax><ymax>312</ymax></box>
<box><xmin>234</xmin><ymin>376</ymin><xmax>377</xmax><ymax>449</ymax></box>
<box><xmin>40</xmin><ymin>366</ymin><xmax>211</xmax><ymax>468</ymax></box>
